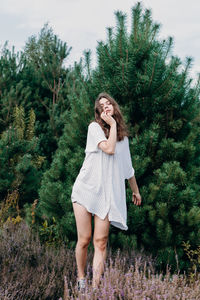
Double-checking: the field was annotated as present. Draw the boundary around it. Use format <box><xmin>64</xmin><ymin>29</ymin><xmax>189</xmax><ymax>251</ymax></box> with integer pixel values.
<box><xmin>0</xmin><ymin>222</ymin><xmax>199</xmax><ymax>300</ymax></box>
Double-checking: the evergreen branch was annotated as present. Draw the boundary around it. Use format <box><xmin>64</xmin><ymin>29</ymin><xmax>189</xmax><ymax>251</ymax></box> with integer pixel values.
<box><xmin>125</xmin><ymin>49</ymin><xmax>129</xmax><ymax>71</ymax></box>
<box><xmin>132</xmin><ymin>2</ymin><xmax>142</xmax><ymax>42</ymax></box>
<box><xmin>162</xmin><ymin>81</ymin><xmax>176</xmax><ymax>102</ymax></box>
<box><xmin>144</xmin><ymin>9</ymin><xmax>151</xmax><ymax>40</ymax></box>
<box><xmin>75</xmin><ymin>65</ymin><xmax>91</xmax><ymax>95</ymax></box>
<box><xmin>38</xmin><ymin>98</ymin><xmax>50</xmax><ymax>112</ymax></box>
<box><xmin>174</xmin><ymin>57</ymin><xmax>193</xmax><ymax>96</ymax></box>
<box><xmin>103</xmin><ymin>45</ymin><xmax>116</xmax><ymax>65</ymax></box>
<box><xmin>150</xmin><ymin>24</ymin><xmax>160</xmax><ymax>44</ymax></box>
<box><xmin>101</xmin><ymin>46</ymin><xmax>121</xmax><ymax>92</ymax></box>
<box><xmin>155</xmin><ymin>57</ymin><xmax>180</xmax><ymax>93</ymax></box>
<box><xmin>194</xmin><ymin>73</ymin><xmax>200</xmax><ymax>99</ymax></box>
<box><xmin>148</xmin><ymin>52</ymin><xmax>158</xmax><ymax>88</ymax></box>
<box><xmin>107</xmin><ymin>27</ymin><xmax>114</xmax><ymax>53</ymax></box>
<box><xmin>53</xmin><ymin>79</ymin><xmax>56</xmax><ymax>106</ymax></box>
<box><xmin>163</xmin><ymin>37</ymin><xmax>173</xmax><ymax>61</ymax></box>
<box><xmin>26</xmin><ymin>108</ymin><xmax>35</xmax><ymax>140</ymax></box>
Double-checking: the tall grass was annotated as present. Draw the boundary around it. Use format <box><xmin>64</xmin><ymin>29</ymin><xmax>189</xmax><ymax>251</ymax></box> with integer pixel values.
<box><xmin>0</xmin><ymin>222</ymin><xmax>199</xmax><ymax>299</ymax></box>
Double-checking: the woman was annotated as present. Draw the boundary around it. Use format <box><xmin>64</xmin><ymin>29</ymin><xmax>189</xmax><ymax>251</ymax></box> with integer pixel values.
<box><xmin>71</xmin><ymin>92</ymin><xmax>142</xmax><ymax>292</ymax></box>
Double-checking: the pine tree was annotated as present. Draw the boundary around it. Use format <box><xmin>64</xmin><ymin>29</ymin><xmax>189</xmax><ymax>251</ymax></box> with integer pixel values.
<box><xmin>0</xmin><ymin>43</ymin><xmax>21</xmax><ymax>132</ymax></box>
<box><xmin>0</xmin><ymin>105</ymin><xmax>44</xmax><ymax>208</ymax></box>
<box><xmin>90</xmin><ymin>2</ymin><xmax>200</xmax><ymax>270</ymax></box>
<box><xmin>23</xmin><ymin>24</ymin><xmax>72</xmax><ymax>161</ymax></box>
<box><xmin>38</xmin><ymin>2</ymin><xmax>200</xmax><ymax>270</ymax></box>
<box><xmin>24</xmin><ymin>23</ymin><xmax>72</xmax><ymax>135</ymax></box>
<box><xmin>38</xmin><ymin>62</ymin><xmax>94</xmax><ymax>243</ymax></box>
<box><xmin>0</xmin><ymin>25</ymin><xmax>72</xmax><ymax>166</ymax></box>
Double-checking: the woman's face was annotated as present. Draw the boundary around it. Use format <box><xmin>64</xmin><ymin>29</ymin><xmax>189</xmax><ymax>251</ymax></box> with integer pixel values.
<box><xmin>99</xmin><ymin>97</ymin><xmax>114</xmax><ymax>116</ymax></box>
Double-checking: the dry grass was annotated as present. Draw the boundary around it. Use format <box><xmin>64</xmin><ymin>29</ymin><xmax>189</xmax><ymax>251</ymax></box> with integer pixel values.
<box><xmin>0</xmin><ymin>222</ymin><xmax>200</xmax><ymax>299</ymax></box>
<box><xmin>63</xmin><ymin>253</ymin><xmax>200</xmax><ymax>299</ymax></box>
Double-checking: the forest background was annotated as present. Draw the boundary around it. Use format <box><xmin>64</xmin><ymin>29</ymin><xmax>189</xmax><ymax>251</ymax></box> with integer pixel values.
<box><xmin>0</xmin><ymin>0</ymin><xmax>200</xmax><ymax>281</ymax></box>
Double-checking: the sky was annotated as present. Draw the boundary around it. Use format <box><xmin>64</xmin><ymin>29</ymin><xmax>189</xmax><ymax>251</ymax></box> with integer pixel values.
<box><xmin>0</xmin><ymin>0</ymin><xmax>199</xmax><ymax>83</ymax></box>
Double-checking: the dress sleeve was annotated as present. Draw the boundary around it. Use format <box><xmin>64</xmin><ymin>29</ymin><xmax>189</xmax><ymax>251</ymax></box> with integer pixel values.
<box><xmin>85</xmin><ymin>122</ymin><xmax>107</xmax><ymax>152</ymax></box>
<box><xmin>124</xmin><ymin>136</ymin><xmax>135</xmax><ymax>180</ymax></box>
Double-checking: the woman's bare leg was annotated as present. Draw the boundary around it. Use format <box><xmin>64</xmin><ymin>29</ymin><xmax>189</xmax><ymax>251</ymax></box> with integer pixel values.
<box><xmin>92</xmin><ymin>214</ymin><xmax>110</xmax><ymax>288</ymax></box>
<box><xmin>72</xmin><ymin>202</ymin><xmax>92</xmax><ymax>280</ymax></box>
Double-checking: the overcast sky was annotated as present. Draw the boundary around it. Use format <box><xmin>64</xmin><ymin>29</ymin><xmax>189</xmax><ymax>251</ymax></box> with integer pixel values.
<box><xmin>0</xmin><ymin>0</ymin><xmax>199</xmax><ymax>82</ymax></box>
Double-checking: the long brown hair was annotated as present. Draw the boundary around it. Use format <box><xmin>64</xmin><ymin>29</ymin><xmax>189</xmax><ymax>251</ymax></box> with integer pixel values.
<box><xmin>91</xmin><ymin>92</ymin><xmax>129</xmax><ymax>141</ymax></box>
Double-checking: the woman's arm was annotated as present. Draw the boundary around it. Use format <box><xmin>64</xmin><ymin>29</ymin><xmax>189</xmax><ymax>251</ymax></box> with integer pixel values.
<box><xmin>128</xmin><ymin>175</ymin><xmax>139</xmax><ymax>193</ymax></box>
<box><xmin>98</xmin><ymin>113</ymin><xmax>117</xmax><ymax>154</ymax></box>
<box><xmin>98</xmin><ymin>122</ymin><xmax>117</xmax><ymax>154</ymax></box>
<box><xmin>128</xmin><ymin>175</ymin><xmax>142</xmax><ymax>206</ymax></box>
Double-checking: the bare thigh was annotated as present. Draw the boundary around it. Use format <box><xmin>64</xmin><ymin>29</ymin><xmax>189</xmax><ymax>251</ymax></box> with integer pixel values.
<box><xmin>93</xmin><ymin>214</ymin><xmax>110</xmax><ymax>242</ymax></box>
<box><xmin>72</xmin><ymin>202</ymin><xmax>92</xmax><ymax>240</ymax></box>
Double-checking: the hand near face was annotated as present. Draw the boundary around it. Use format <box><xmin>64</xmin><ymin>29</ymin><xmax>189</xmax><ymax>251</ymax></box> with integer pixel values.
<box><xmin>100</xmin><ymin>111</ymin><xmax>116</xmax><ymax>126</ymax></box>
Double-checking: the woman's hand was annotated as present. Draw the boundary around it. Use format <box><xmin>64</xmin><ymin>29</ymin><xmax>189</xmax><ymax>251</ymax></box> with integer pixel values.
<box><xmin>132</xmin><ymin>192</ymin><xmax>142</xmax><ymax>206</ymax></box>
<box><xmin>100</xmin><ymin>111</ymin><xmax>116</xmax><ymax>126</ymax></box>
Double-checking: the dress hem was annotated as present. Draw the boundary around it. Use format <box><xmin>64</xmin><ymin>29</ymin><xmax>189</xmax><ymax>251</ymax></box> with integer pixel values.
<box><xmin>72</xmin><ymin>200</ymin><xmax>127</xmax><ymax>230</ymax></box>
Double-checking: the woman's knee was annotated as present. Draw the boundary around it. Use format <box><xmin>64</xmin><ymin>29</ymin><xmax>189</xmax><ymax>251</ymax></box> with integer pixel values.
<box><xmin>93</xmin><ymin>236</ymin><xmax>108</xmax><ymax>251</ymax></box>
<box><xmin>77</xmin><ymin>235</ymin><xmax>91</xmax><ymax>249</ymax></box>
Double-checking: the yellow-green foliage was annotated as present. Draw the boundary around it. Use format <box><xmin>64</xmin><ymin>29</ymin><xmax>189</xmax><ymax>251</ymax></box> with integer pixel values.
<box><xmin>6</xmin><ymin>215</ymin><xmax>23</xmax><ymax>225</ymax></box>
<box><xmin>39</xmin><ymin>217</ymin><xmax>64</xmax><ymax>247</ymax></box>
<box><xmin>183</xmin><ymin>241</ymin><xmax>200</xmax><ymax>282</ymax></box>
<box><xmin>12</xmin><ymin>105</ymin><xmax>45</xmax><ymax>169</ymax></box>
<box><xmin>0</xmin><ymin>190</ymin><xmax>22</xmax><ymax>227</ymax></box>
<box><xmin>0</xmin><ymin>105</ymin><xmax>45</xmax><ymax>227</ymax></box>
<box><xmin>26</xmin><ymin>108</ymin><xmax>36</xmax><ymax>140</ymax></box>
<box><xmin>13</xmin><ymin>105</ymin><xmax>36</xmax><ymax>140</ymax></box>
<box><xmin>31</xmin><ymin>199</ymin><xmax>38</xmax><ymax>225</ymax></box>
<box><xmin>32</xmin><ymin>155</ymin><xmax>46</xmax><ymax>169</ymax></box>
<box><xmin>13</xmin><ymin>105</ymin><xmax>25</xmax><ymax>139</ymax></box>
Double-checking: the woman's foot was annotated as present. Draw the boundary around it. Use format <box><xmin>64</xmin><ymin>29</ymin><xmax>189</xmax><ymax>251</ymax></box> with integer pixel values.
<box><xmin>77</xmin><ymin>278</ymin><xmax>86</xmax><ymax>293</ymax></box>
<box><xmin>92</xmin><ymin>286</ymin><xmax>98</xmax><ymax>293</ymax></box>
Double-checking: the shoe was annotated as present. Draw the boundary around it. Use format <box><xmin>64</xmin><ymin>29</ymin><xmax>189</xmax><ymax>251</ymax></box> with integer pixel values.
<box><xmin>77</xmin><ymin>278</ymin><xmax>86</xmax><ymax>293</ymax></box>
<box><xmin>92</xmin><ymin>287</ymin><xmax>97</xmax><ymax>293</ymax></box>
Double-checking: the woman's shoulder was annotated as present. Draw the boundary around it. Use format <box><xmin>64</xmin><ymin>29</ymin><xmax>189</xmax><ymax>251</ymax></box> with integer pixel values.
<box><xmin>119</xmin><ymin>136</ymin><xmax>130</xmax><ymax>147</ymax></box>
<box><xmin>89</xmin><ymin>120</ymin><xmax>99</xmax><ymax>126</ymax></box>
<box><xmin>120</xmin><ymin>135</ymin><xmax>128</xmax><ymax>142</ymax></box>
<box><xmin>88</xmin><ymin>120</ymin><xmax>97</xmax><ymax>127</ymax></box>
<box><xmin>88</xmin><ymin>121</ymin><xmax>102</xmax><ymax>131</ymax></box>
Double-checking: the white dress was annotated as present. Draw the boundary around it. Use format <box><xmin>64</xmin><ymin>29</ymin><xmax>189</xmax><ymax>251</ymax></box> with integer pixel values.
<box><xmin>71</xmin><ymin>121</ymin><xmax>135</xmax><ymax>230</ymax></box>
